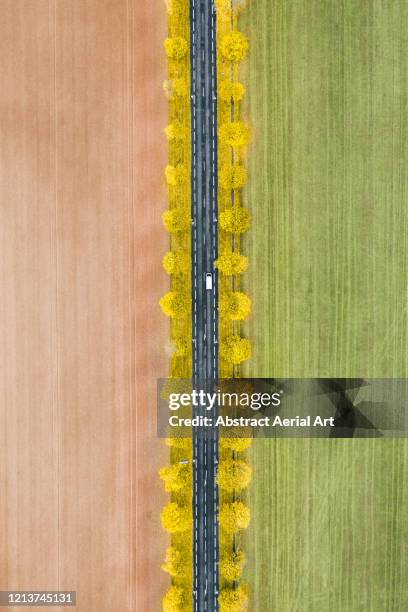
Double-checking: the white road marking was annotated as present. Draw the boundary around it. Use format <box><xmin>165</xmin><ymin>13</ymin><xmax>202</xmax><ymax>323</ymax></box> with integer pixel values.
<box><xmin>191</xmin><ymin>2</ymin><xmax>220</xmax><ymax>609</ymax></box>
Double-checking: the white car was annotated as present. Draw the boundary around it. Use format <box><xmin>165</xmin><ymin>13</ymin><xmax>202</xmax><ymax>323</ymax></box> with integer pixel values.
<box><xmin>205</xmin><ymin>273</ymin><xmax>213</xmax><ymax>290</ymax></box>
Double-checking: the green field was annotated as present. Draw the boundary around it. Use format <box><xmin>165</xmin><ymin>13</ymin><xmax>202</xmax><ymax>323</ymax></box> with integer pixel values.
<box><xmin>240</xmin><ymin>1</ymin><xmax>408</xmax><ymax>610</ymax></box>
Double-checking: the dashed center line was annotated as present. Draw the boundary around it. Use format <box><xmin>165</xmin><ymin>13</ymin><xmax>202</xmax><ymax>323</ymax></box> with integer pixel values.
<box><xmin>190</xmin><ymin>0</ymin><xmax>219</xmax><ymax>610</ymax></box>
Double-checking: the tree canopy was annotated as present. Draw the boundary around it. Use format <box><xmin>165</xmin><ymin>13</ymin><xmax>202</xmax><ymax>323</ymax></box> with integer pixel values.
<box><xmin>219</xmin><ymin>164</ymin><xmax>247</xmax><ymax>190</ymax></box>
<box><xmin>215</xmin><ymin>251</ymin><xmax>248</xmax><ymax>275</ymax></box>
<box><xmin>218</xmin><ymin>584</ymin><xmax>249</xmax><ymax>612</ymax></box>
<box><xmin>220</xmin><ymin>549</ymin><xmax>246</xmax><ymax>582</ymax></box>
<box><xmin>162</xmin><ymin>250</ymin><xmax>189</xmax><ymax>275</ymax></box>
<box><xmin>162</xmin><ymin>209</ymin><xmax>189</xmax><ymax>233</ymax></box>
<box><xmin>219</xmin><ymin>207</ymin><xmax>250</xmax><ymax>233</ymax></box>
<box><xmin>219</xmin><ymin>32</ymin><xmax>249</xmax><ymax>62</ymax></box>
<box><xmin>219</xmin><ymin>501</ymin><xmax>250</xmax><ymax>534</ymax></box>
<box><xmin>218</xmin><ymin>80</ymin><xmax>245</xmax><ymax>103</ymax></box>
<box><xmin>221</xmin><ymin>335</ymin><xmax>251</xmax><ymax>364</ymax></box>
<box><xmin>162</xmin><ymin>585</ymin><xmax>190</xmax><ymax>612</ymax></box>
<box><xmin>159</xmin><ymin>463</ymin><xmax>191</xmax><ymax>493</ymax></box>
<box><xmin>159</xmin><ymin>291</ymin><xmax>190</xmax><ymax>318</ymax></box>
<box><xmin>161</xmin><ymin>502</ymin><xmax>191</xmax><ymax>534</ymax></box>
<box><xmin>219</xmin><ymin>437</ymin><xmax>252</xmax><ymax>452</ymax></box>
<box><xmin>217</xmin><ymin>458</ymin><xmax>252</xmax><ymax>493</ymax></box>
<box><xmin>219</xmin><ymin>121</ymin><xmax>250</xmax><ymax>148</ymax></box>
<box><xmin>219</xmin><ymin>292</ymin><xmax>251</xmax><ymax>321</ymax></box>
<box><xmin>162</xmin><ymin>546</ymin><xmax>190</xmax><ymax>579</ymax></box>
<box><xmin>164</xmin><ymin>37</ymin><xmax>188</xmax><ymax>60</ymax></box>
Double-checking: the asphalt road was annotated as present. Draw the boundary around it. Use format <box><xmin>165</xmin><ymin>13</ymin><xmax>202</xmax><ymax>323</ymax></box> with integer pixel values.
<box><xmin>190</xmin><ymin>1</ymin><xmax>219</xmax><ymax>610</ymax></box>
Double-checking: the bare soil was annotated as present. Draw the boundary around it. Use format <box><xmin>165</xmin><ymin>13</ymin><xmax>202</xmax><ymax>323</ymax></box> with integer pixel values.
<box><xmin>0</xmin><ymin>1</ymin><xmax>169</xmax><ymax>610</ymax></box>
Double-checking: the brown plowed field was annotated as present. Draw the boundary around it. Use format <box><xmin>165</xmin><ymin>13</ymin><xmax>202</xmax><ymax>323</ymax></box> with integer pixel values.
<box><xmin>0</xmin><ymin>1</ymin><xmax>168</xmax><ymax>610</ymax></box>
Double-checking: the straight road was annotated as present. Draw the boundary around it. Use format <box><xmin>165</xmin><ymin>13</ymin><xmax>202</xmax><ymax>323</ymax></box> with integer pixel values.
<box><xmin>190</xmin><ymin>0</ymin><xmax>219</xmax><ymax>610</ymax></box>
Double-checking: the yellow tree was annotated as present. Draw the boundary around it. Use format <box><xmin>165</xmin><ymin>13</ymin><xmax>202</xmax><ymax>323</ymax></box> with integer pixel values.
<box><xmin>162</xmin><ymin>546</ymin><xmax>190</xmax><ymax>579</ymax></box>
<box><xmin>219</xmin><ymin>207</ymin><xmax>250</xmax><ymax>233</ymax></box>
<box><xmin>162</xmin><ymin>209</ymin><xmax>190</xmax><ymax>233</ymax></box>
<box><xmin>218</xmin><ymin>80</ymin><xmax>245</xmax><ymax>103</ymax></box>
<box><xmin>162</xmin><ymin>585</ymin><xmax>190</xmax><ymax>612</ymax></box>
<box><xmin>219</xmin><ymin>32</ymin><xmax>249</xmax><ymax>63</ymax></box>
<box><xmin>160</xmin><ymin>291</ymin><xmax>190</xmax><ymax>318</ymax></box>
<box><xmin>218</xmin><ymin>585</ymin><xmax>249</xmax><ymax>612</ymax></box>
<box><xmin>219</xmin><ymin>437</ymin><xmax>252</xmax><ymax>452</ymax></box>
<box><xmin>159</xmin><ymin>463</ymin><xmax>191</xmax><ymax>493</ymax></box>
<box><xmin>162</xmin><ymin>250</ymin><xmax>189</xmax><ymax>275</ymax></box>
<box><xmin>161</xmin><ymin>502</ymin><xmax>191</xmax><ymax>534</ymax></box>
<box><xmin>219</xmin><ymin>292</ymin><xmax>251</xmax><ymax>321</ymax></box>
<box><xmin>219</xmin><ymin>501</ymin><xmax>250</xmax><ymax>534</ymax></box>
<box><xmin>220</xmin><ymin>549</ymin><xmax>246</xmax><ymax>582</ymax></box>
<box><xmin>219</xmin><ymin>121</ymin><xmax>250</xmax><ymax>148</ymax></box>
<box><xmin>217</xmin><ymin>458</ymin><xmax>252</xmax><ymax>493</ymax></box>
<box><xmin>221</xmin><ymin>335</ymin><xmax>251</xmax><ymax>364</ymax></box>
<box><xmin>215</xmin><ymin>251</ymin><xmax>248</xmax><ymax>276</ymax></box>
<box><xmin>219</xmin><ymin>164</ymin><xmax>247</xmax><ymax>190</ymax></box>
<box><xmin>164</xmin><ymin>37</ymin><xmax>188</xmax><ymax>60</ymax></box>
